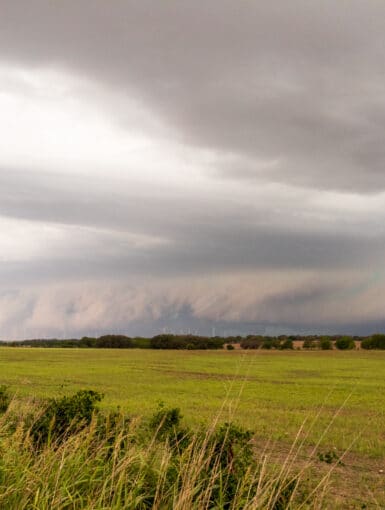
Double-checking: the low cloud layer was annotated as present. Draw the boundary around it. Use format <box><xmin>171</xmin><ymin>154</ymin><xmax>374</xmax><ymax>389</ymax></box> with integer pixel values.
<box><xmin>0</xmin><ymin>2</ymin><xmax>385</xmax><ymax>338</ymax></box>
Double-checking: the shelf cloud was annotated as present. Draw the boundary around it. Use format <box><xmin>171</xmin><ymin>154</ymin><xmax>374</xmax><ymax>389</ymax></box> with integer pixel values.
<box><xmin>1</xmin><ymin>1</ymin><xmax>385</xmax><ymax>338</ymax></box>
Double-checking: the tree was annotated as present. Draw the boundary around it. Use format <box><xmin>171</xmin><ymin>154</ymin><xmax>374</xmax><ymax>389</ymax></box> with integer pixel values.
<box><xmin>318</xmin><ymin>337</ymin><xmax>333</xmax><ymax>350</ymax></box>
<box><xmin>361</xmin><ymin>334</ymin><xmax>385</xmax><ymax>350</ymax></box>
<box><xmin>335</xmin><ymin>336</ymin><xmax>355</xmax><ymax>350</ymax></box>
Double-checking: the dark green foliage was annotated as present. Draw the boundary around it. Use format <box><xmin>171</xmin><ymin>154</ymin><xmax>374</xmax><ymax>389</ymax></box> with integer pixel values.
<box><xmin>273</xmin><ymin>478</ymin><xmax>298</xmax><ymax>510</ymax></box>
<box><xmin>279</xmin><ymin>339</ymin><xmax>293</xmax><ymax>350</ymax></box>
<box><xmin>31</xmin><ymin>389</ymin><xmax>103</xmax><ymax>446</ymax></box>
<box><xmin>261</xmin><ymin>339</ymin><xmax>275</xmax><ymax>349</ymax></box>
<box><xmin>211</xmin><ymin>422</ymin><xmax>253</xmax><ymax>469</ymax></box>
<box><xmin>96</xmin><ymin>335</ymin><xmax>133</xmax><ymax>348</ymax></box>
<box><xmin>335</xmin><ymin>336</ymin><xmax>355</xmax><ymax>350</ymax></box>
<box><xmin>319</xmin><ymin>337</ymin><xmax>333</xmax><ymax>350</ymax></box>
<box><xmin>3</xmin><ymin>332</ymin><xmax>385</xmax><ymax>350</ymax></box>
<box><xmin>79</xmin><ymin>336</ymin><xmax>97</xmax><ymax>347</ymax></box>
<box><xmin>0</xmin><ymin>385</ymin><xmax>10</xmax><ymax>414</ymax></box>
<box><xmin>261</xmin><ymin>338</ymin><xmax>290</xmax><ymax>350</ymax></box>
<box><xmin>317</xmin><ymin>449</ymin><xmax>343</xmax><ymax>465</ymax></box>
<box><xmin>302</xmin><ymin>338</ymin><xmax>316</xmax><ymax>349</ymax></box>
<box><xmin>0</xmin><ymin>388</ymin><xmax>329</xmax><ymax>508</ymax></box>
<box><xmin>149</xmin><ymin>403</ymin><xmax>182</xmax><ymax>436</ymax></box>
<box><xmin>241</xmin><ymin>336</ymin><xmax>293</xmax><ymax>350</ymax></box>
<box><xmin>3</xmin><ymin>333</ymin><xmax>225</xmax><ymax>350</ymax></box>
<box><xmin>131</xmin><ymin>337</ymin><xmax>151</xmax><ymax>348</ymax></box>
<box><xmin>150</xmin><ymin>334</ymin><xmax>225</xmax><ymax>350</ymax></box>
<box><xmin>149</xmin><ymin>403</ymin><xmax>193</xmax><ymax>456</ymax></box>
<box><xmin>150</xmin><ymin>404</ymin><xmax>181</xmax><ymax>431</ymax></box>
<box><xmin>226</xmin><ymin>344</ymin><xmax>235</xmax><ymax>350</ymax></box>
<box><xmin>148</xmin><ymin>405</ymin><xmax>256</xmax><ymax>507</ymax></box>
<box><xmin>207</xmin><ymin>422</ymin><xmax>254</xmax><ymax>507</ymax></box>
<box><xmin>240</xmin><ymin>336</ymin><xmax>264</xmax><ymax>349</ymax></box>
<box><xmin>361</xmin><ymin>334</ymin><xmax>385</xmax><ymax>350</ymax></box>
<box><xmin>77</xmin><ymin>335</ymin><xmax>133</xmax><ymax>348</ymax></box>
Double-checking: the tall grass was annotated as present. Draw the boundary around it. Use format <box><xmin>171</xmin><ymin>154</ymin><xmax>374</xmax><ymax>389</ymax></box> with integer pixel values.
<box><xmin>0</xmin><ymin>391</ymin><xmax>337</xmax><ymax>510</ymax></box>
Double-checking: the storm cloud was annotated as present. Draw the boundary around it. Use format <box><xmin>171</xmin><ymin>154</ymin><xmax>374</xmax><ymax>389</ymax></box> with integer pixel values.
<box><xmin>0</xmin><ymin>1</ymin><xmax>385</xmax><ymax>338</ymax></box>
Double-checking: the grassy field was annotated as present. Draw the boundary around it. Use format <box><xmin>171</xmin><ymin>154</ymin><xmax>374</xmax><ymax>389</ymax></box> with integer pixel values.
<box><xmin>0</xmin><ymin>347</ymin><xmax>384</xmax><ymax>455</ymax></box>
<box><xmin>0</xmin><ymin>347</ymin><xmax>384</xmax><ymax>508</ymax></box>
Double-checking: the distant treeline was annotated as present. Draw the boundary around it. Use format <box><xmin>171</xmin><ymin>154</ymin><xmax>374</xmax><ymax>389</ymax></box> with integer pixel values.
<box><xmin>1</xmin><ymin>333</ymin><xmax>385</xmax><ymax>350</ymax></box>
<box><xmin>241</xmin><ymin>333</ymin><xmax>385</xmax><ymax>350</ymax></box>
<box><xmin>0</xmin><ymin>334</ymin><xmax>224</xmax><ymax>350</ymax></box>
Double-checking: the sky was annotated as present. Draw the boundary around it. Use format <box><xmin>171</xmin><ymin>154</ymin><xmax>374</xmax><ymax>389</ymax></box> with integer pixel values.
<box><xmin>1</xmin><ymin>1</ymin><xmax>385</xmax><ymax>339</ymax></box>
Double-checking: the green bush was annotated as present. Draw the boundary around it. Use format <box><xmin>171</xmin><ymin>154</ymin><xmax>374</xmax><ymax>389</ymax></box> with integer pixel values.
<box><xmin>206</xmin><ymin>422</ymin><xmax>254</xmax><ymax>505</ymax></box>
<box><xmin>361</xmin><ymin>334</ymin><xmax>385</xmax><ymax>350</ymax></box>
<box><xmin>0</xmin><ymin>390</ymin><xmax>331</xmax><ymax>509</ymax></box>
<box><xmin>319</xmin><ymin>338</ymin><xmax>333</xmax><ymax>350</ymax></box>
<box><xmin>148</xmin><ymin>403</ymin><xmax>192</xmax><ymax>454</ymax></box>
<box><xmin>226</xmin><ymin>344</ymin><xmax>235</xmax><ymax>350</ymax></box>
<box><xmin>149</xmin><ymin>403</ymin><xmax>182</xmax><ymax>436</ymax></box>
<box><xmin>31</xmin><ymin>389</ymin><xmax>103</xmax><ymax>446</ymax></box>
<box><xmin>279</xmin><ymin>339</ymin><xmax>294</xmax><ymax>350</ymax></box>
<box><xmin>335</xmin><ymin>336</ymin><xmax>355</xmax><ymax>350</ymax></box>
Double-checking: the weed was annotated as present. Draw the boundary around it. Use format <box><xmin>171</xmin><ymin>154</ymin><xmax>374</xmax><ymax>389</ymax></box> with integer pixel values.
<box><xmin>317</xmin><ymin>449</ymin><xmax>344</xmax><ymax>465</ymax></box>
<box><xmin>0</xmin><ymin>385</ymin><xmax>10</xmax><ymax>414</ymax></box>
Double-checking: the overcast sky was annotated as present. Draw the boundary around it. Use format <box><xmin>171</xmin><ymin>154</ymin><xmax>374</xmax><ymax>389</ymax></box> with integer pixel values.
<box><xmin>1</xmin><ymin>1</ymin><xmax>385</xmax><ymax>339</ymax></box>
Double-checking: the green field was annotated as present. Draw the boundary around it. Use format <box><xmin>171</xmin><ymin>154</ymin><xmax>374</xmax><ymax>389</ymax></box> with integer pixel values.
<box><xmin>1</xmin><ymin>347</ymin><xmax>384</xmax><ymax>457</ymax></box>
<box><xmin>1</xmin><ymin>347</ymin><xmax>385</xmax><ymax>508</ymax></box>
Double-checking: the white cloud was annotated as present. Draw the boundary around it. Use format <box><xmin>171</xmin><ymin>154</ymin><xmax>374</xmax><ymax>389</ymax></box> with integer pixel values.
<box><xmin>0</xmin><ymin>63</ymin><xmax>217</xmax><ymax>192</ymax></box>
<box><xmin>0</xmin><ymin>216</ymin><xmax>65</xmax><ymax>262</ymax></box>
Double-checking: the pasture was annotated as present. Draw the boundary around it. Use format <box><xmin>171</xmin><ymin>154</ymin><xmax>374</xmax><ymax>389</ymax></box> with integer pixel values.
<box><xmin>1</xmin><ymin>347</ymin><xmax>384</xmax><ymax>507</ymax></box>
<box><xmin>0</xmin><ymin>347</ymin><xmax>384</xmax><ymax>456</ymax></box>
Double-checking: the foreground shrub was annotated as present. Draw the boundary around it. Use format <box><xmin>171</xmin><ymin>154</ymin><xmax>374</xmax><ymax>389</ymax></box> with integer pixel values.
<box><xmin>149</xmin><ymin>403</ymin><xmax>182</xmax><ymax>436</ymax></box>
<box><xmin>31</xmin><ymin>389</ymin><xmax>103</xmax><ymax>446</ymax></box>
<box><xmin>0</xmin><ymin>391</ymin><xmax>334</xmax><ymax>509</ymax></box>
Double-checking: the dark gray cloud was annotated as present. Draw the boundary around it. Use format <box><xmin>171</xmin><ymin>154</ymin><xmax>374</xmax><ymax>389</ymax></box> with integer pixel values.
<box><xmin>2</xmin><ymin>1</ymin><xmax>385</xmax><ymax>191</ymax></box>
<box><xmin>0</xmin><ymin>168</ymin><xmax>383</xmax><ymax>285</ymax></box>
